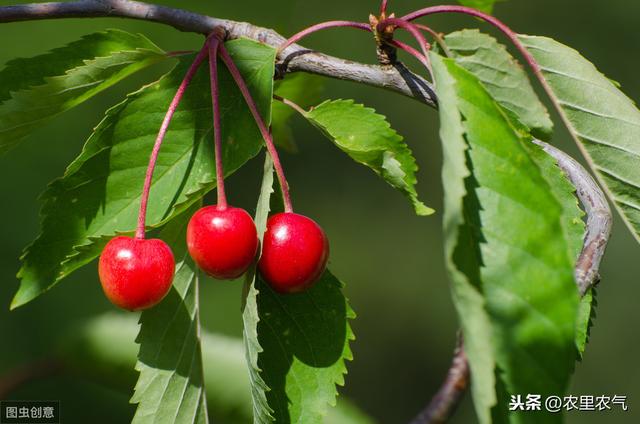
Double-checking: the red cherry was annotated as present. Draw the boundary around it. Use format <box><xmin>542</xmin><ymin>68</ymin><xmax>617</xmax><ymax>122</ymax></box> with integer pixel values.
<box><xmin>258</xmin><ymin>212</ymin><xmax>329</xmax><ymax>293</ymax></box>
<box><xmin>187</xmin><ymin>205</ymin><xmax>259</xmax><ymax>279</ymax></box>
<box><xmin>98</xmin><ymin>236</ymin><xmax>175</xmax><ymax>311</ymax></box>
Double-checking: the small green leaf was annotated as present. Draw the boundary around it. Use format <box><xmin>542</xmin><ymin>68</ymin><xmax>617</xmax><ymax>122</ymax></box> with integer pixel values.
<box><xmin>304</xmin><ymin>99</ymin><xmax>433</xmax><ymax>216</ymax></box>
<box><xmin>242</xmin><ymin>155</ymin><xmax>277</xmax><ymax>424</ymax></box>
<box><xmin>444</xmin><ymin>30</ymin><xmax>553</xmax><ymax>138</ymax></box>
<box><xmin>457</xmin><ymin>0</ymin><xmax>505</xmax><ymax>14</ymax></box>
<box><xmin>131</xmin><ymin>204</ymin><xmax>208</xmax><ymax>424</ymax></box>
<box><xmin>432</xmin><ymin>53</ymin><xmax>580</xmax><ymax>423</ymax></box>
<box><xmin>256</xmin><ymin>271</ymin><xmax>355</xmax><ymax>424</ymax></box>
<box><xmin>519</xmin><ymin>35</ymin><xmax>640</xmax><ymax>247</ymax></box>
<box><xmin>0</xmin><ymin>29</ymin><xmax>167</xmax><ymax>154</ymax></box>
<box><xmin>13</xmin><ymin>39</ymin><xmax>276</xmax><ymax>308</ymax></box>
<box><xmin>575</xmin><ymin>288</ymin><xmax>597</xmax><ymax>358</ymax></box>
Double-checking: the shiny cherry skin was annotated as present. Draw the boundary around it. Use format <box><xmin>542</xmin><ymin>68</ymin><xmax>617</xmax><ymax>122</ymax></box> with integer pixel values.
<box><xmin>187</xmin><ymin>205</ymin><xmax>259</xmax><ymax>279</ymax></box>
<box><xmin>258</xmin><ymin>212</ymin><xmax>329</xmax><ymax>293</ymax></box>
<box><xmin>98</xmin><ymin>236</ymin><xmax>175</xmax><ymax>311</ymax></box>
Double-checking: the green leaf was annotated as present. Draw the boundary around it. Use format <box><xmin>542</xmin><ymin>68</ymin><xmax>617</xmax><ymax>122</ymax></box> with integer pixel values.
<box><xmin>0</xmin><ymin>29</ymin><xmax>167</xmax><ymax>154</ymax></box>
<box><xmin>242</xmin><ymin>155</ymin><xmax>355</xmax><ymax>423</ymax></box>
<box><xmin>12</xmin><ymin>39</ymin><xmax>276</xmax><ymax>309</ymax></box>
<box><xmin>456</xmin><ymin>0</ymin><xmax>505</xmax><ymax>14</ymax></box>
<box><xmin>131</xmin><ymin>204</ymin><xmax>208</xmax><ymax>424</ymax></box>
<box><xmin>519</xmin><ymin>35</ymin><xmax>640</xmax><ymax>247</ymax></box>
<box><xmin>575</xmin><ymin>288</ymin><xmax>597</xmax><ymax>358</ymax></box>
<box><xmin>304</xmin><ymin>99</ymin><xmax>433</xmax><ymax>216</ymax></box>
<box><xmin>444</xmin><ymin>30</ymin><xmax>553</xmax><ymax>139</ymax></box>
<box><xmin>272</xmin><ymin>73</ymin><xmax>324</xmax><ymax>152</ymax></box>
<box><xmin>256</xmin><ymin>271</ymin><xmax>355</xmax><ymax>424</ymax></box>
<box><xmin>431</xmin><ymin>53</ymin><xmax>497</xmax><ymax>424</ymax></box>
<box><xmin>242</xmin><ymin>155</ymin><xmax>276</xmax><ymax>424</ymax></box>
<box><xmin>63</xmin><ymin>312</ymin><xmax>374</xmax><ymax>424</ymax></box>
<box><xmin>432</xmin><ymin>54</ymin><xmax>580</xmax><ymax>423</ymax></box>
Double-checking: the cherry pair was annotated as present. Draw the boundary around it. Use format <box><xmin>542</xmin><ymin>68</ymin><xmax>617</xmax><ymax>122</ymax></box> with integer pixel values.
<box><xmin>99</xmin><ymin>33</ymin><xmax>328</xmax><ymax>311</ymax></box>
<box><xmin>188</xmin><ymin>207</ymin><xmax>329</xmax><ymax>292</ymax></box>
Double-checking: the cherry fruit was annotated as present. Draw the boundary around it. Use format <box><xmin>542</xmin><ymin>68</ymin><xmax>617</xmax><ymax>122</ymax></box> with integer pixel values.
<box><xmin>99</xmin><ymin>236</ymin><xmax>175</xmax><ymax>311</ymax></box>
<box><xmin>258</xmin><ymin>212</ymin><xmax>329</xmax><ymax>293</ymax></box>
<box><xmin>187</xmin><ymin>205</ymin><xmax>259</xmax><ymax>279</ymax></box>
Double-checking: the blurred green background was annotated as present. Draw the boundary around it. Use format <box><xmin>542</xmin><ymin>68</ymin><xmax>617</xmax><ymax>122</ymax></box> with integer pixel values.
<box><xmin>0</xmin><ymin>0</ymin><xmax>638</xmax><ymax>423</ymax></box>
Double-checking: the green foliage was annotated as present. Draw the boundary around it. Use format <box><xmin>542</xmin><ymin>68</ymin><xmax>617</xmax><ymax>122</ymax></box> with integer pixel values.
<box><xmin>457</xmin><ymin>0</ymin><xmax>505</xmax><ymax>14</ymax></box>
<box><xmin>444</xmin><ymin>30</ymin><xmax>553</xmax><ymax>139</ymax></box>
<box><xmin>519</xmin><ymin>35</ymin><xmax>640</xmax><ymax>247</ymax></box>
<box><xmin>0</xmin><ymin>29</ymin><xmax>167</xmax><ymax>154</ymax></box>
<box><xmin>243</xmin><ymin>156</ymin><xmax>355</xmax><ymax>423</ymax></box>
<box><xmin>131</xmin><ymin>204</ymin><xmax>207</xmax><ymax>424</ymax></box>
<box><xmin>256</xmin><ymin>271</ymin><xmax>354</xmax><ymax>424</ymax></box>
<box><xmin>13</xmin><ymin>39</ymin><xmax>275</xmax><ymax>309</ymax></box>
<box><xmin>432</xmin><ymin>53</ymin><xmax>581</xmax><ymax>423</ymax></box>
<box><xmin>242</xmin><ymin>155</ymin><xmax>276</xmax><ymax>424</ymax></box>
<box><xmin>63</xmin><ymin>313</ymin><xmax>373</xmax><ymax>424</ymax></box>
<box><xmin>304</xmin><ymin>99</ymin><xmax>433</xmax><ymax>216</ymax></box>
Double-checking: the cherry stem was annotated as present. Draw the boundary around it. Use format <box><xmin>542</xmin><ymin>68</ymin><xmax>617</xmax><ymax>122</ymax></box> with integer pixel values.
<box><xmin>377</xmin><ymin>17</ymin><xmax>433</xmax><ymax>78</ymax></box>
<box><xmin>385</xmin><ymin>39</ymin><xmax>431</xmax><ymax>71</ymax></box>
<box><xmin>207</xmin><ymin>37</ymin><xmax>227</xmax><ymax>210</ymax></box>
<box><xmin>273</xmin><ymin>94</ymin><xmax>308</xmax><ymax>116</ymax></box>
<box><xmin>380</xmin><ymin>0</ymin><xmax>389</xmax><ymax>16</ymax></box>
<box><xmin>217</xmin><ymin>42</ymin><xmax>294</xmax><ymax>213</ymax></box>
<box><xmin>136</xmin><ymin>43</ymin><xmax>209</xmax><ymax>240</ymax></box>
<box><xmin>414</xmin><ymin>23</ymin><xmax>451</xmax><ymax>57</ymax></box>
<box><xmin>278</xmin><ymin>20</ymin><xmax>371</xmax><ymax>54</ymax></box>
<box><xmin>402</xmin><ymin>6</ymin><xmax>544</xmax><ymax>86</ymax></box>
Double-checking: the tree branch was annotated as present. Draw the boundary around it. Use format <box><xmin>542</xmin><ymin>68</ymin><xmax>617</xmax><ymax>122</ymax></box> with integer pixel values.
<box><xmin>0</xmin><ymin>0</ymin><xmax>437</xmax><ymax>107</ymax></box>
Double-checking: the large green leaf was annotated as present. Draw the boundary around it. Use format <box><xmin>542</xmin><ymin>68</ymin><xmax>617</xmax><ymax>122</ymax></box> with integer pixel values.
<box><xmin>519</xmin><ymin>35</ymin><xmax>640</xmax><ymax>246</ymax></box>
<box><xmin>242</xmin><ymin>156</ymin><xmax>355</xmax><ymax>423</ymax></box>
<box><xmin>304</xmin><ymin>99</ymin><xmax>433</xmax><ymax>216</ymax></box>
<box><xmin>456</xmin><ymin>0</ymin><xmax>505</xmax><ymax>14</ymax></box>
<box><xmin>432</xmin><ymin>54</ymin><xmax>580</xmax><ymax>423</ymax></box>
<box><xmin>444</xmin><ymin>30</ymin><xmax>553</xmax><ymax>138</ymax></box>
<box><xmin>131</xmin><ymin>204</ymin><xmax>207</xmax><ymax>424</ymax></box>
<box><xmin>242</xmin><ymin>155</ymin><xmax>276</xmax><ymax>424</ymax></box>
<box><xmin>13</xmin><ymin>39</ymin><xmax>276</xmax><ymax>308</ymax></box>
<box><xmin>431</xmin><ymin>53</ymin><xmax>497</xmax><ymax>424</ymax></box>
<box><xmin>256</xmin><ymin>271</ymin><xmax>354</xmax><ymax>424</ymax></box>
<box><xmin>441</xmin><ymin>31</ymin><xmax>591</xmax><ymax>357</ymax></box>
<box><xmin>0</xmin><ymin>29</ymin><xmax>167</xmax><ymax>154</ymax></box>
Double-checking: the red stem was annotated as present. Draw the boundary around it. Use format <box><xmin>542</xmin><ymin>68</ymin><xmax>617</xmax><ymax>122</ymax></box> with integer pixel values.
<box><xmin>207</xmin><ymin>37</ymin><xmax>227</xmax><ymax>209</ymax></box>
<box><xmin>380</xmin><ymin>0</ymin><xmax>389</xmax><ymax>15</ymax></box>
<box><xmin>413</xmin><ymin>23</ymin><xmax>451</xmax><ymax>57</ymax></box>
<box><xmin>402</xmin><ymin>6</ymin><xmax>543</xmax><ymax>80</ymax></box>
<box><xmin>217</xmin><ymin>43</ymin><xmax>294</xmax><ymax>213</ymax></box>
<box><xmin>136</xmin><ymin>44</ymin><xmax>209</xmax><ymax>239</ymax></box>
<box><xmin>377</xmin><ymin>17</ymin><xmax>433</xmax><ymax>77</ymax></box>
<box><xmin>386</xmin><ymin>39</ymin><xmax>431</xmax><ymax>70</ymax></box>
<box><xmin>278</xmin><ymin>20</ymin><xmax>371</xmax><ymax>54</ymax></box>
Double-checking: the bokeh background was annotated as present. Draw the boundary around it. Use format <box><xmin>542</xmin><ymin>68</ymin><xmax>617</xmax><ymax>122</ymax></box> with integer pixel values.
<box><xmin>0</xmin><ymin>0</ymin><xmax>638</xmax><ymax>423</ymax></box>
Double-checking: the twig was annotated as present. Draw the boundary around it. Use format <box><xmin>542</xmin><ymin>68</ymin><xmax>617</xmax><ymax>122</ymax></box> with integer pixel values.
<box><xmin>533</xmin><ymin>140</ymin><xmax>612</xmax><ymax>295</ymax></box>
<box><xmin>0</xmin><ymin>0</ymin><xmax>436</xmax><ymax>107</ymax></box>
<box><xmin>410</xmin><ymin>335</ymin><xmax>468</xmax><ymax>424</ymax></box>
